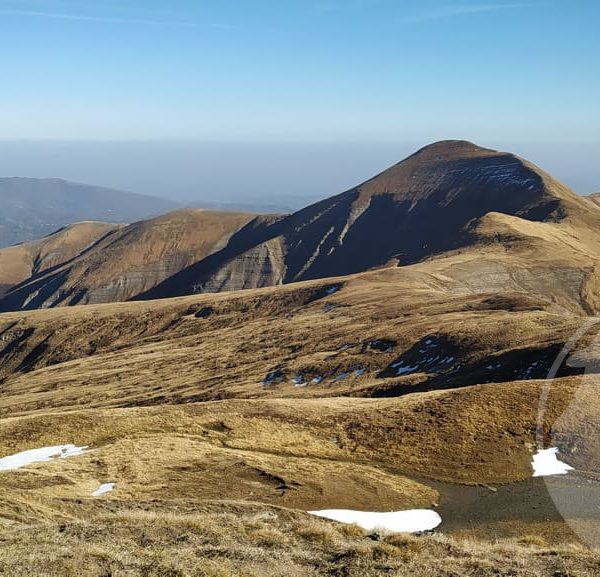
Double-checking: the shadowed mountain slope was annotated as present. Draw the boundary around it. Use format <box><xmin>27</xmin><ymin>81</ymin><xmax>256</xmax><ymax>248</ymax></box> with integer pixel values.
<box><xmin>2</xmin><ymin>141</ymin><xmax>599</xmax><ymax>313</ymax></box>
<box><xmin>0</xmin><ymin>177</ymin><xmax>178</xmax><ymax>248</ymax></box>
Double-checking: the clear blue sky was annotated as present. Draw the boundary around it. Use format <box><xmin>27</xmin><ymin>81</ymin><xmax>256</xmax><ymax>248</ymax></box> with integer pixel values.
<box><xmin>0</xmin><ymin>0</ymin><xmax>598</xmax><ymax>142</ymax></box>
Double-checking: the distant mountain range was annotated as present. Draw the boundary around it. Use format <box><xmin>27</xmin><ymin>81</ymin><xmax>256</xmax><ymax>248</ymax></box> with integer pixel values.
<box><xmin>0</xmin><ymin>140</ymin><xmax>599</xmax><ymax>312</ymax></box>
<box><xmin>0</xmin><ymin>177</ymin><xmax>178</xmax><ymax>248</ymax></box>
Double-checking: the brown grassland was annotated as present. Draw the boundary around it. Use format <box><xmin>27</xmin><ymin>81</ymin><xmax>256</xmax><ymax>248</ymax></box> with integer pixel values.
<box><xmin>3</xmin><ymin>146</ymin><xmax>600</xmax><ymax>574</ymax></box>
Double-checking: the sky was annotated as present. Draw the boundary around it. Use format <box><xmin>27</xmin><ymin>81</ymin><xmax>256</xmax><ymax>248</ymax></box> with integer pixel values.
<box><xmin>0</xmin><ymin>0</ymin><xmax>598</xmax><ymax>202</ymax></box>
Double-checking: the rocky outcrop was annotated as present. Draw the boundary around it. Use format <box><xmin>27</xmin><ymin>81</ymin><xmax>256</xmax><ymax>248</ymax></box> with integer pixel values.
<box><xmin>197</xmin><ymin>237</ymin><xmax>287</xmax><ymax>293</ymax></box>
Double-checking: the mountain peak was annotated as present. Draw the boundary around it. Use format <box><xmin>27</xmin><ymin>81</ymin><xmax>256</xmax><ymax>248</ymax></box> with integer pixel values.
<box><xmin>410</xmin><ymin>140</ymin><xmax>500</xmax><ymax>160</ymax></box>
<box><xmin>353</xmin><ymin>139</ymin><xmax>577</xmax><ymax>210</ymax></box>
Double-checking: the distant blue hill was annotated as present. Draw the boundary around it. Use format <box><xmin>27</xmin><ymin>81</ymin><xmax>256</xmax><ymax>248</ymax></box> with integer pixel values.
<box><xmin>0</xmin><ymin>177</ymin><xmax>179</xmax><ymax>248</ymax></box>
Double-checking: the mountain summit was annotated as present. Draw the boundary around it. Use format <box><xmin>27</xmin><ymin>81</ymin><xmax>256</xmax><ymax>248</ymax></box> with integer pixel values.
<box><xmin>140</xmin><ymin>140</ymin><xmax>590</xmax><ymax>299</ymax></box>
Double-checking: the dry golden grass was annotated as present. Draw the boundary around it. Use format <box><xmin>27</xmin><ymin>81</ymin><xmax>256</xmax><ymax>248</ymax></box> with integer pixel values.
<box><xmin>0</xmin><ymin>374</ymin><xmax>585</xmax><ymax>505</ymax></box>
<box><xmin>0</xmin><ymin>256</ymin><xmax>590</xmax><ymax>419</ymax></box>
<box><xmin>2</xmin><ymin>213</ymin><xmax>600</xmax><ymax>571</ymax></box>
<box><xmin>0</xmin><ymin>501</ymin><xmax>597</xmax><ymax>576</ymax></box>
<box><xmin>0</xmin><ymin>374</ymin><xmax>591</xmax><ymax>544</ymax></box>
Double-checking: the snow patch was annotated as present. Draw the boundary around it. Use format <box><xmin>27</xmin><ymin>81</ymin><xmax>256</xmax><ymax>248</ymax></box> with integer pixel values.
<box><xmin>309</xmin><ymin>509</ymin><xmax>442</xmax><ymax>533</ymax></box>
<box><xmin>532</xmin><ymin>448</ymin><xmax>574</xmax><ymax>477</ymax></box>
<box><xmin>0</xmin><ymin>445</ymin><xmax>89</xmax><ymax>472</ymax></box>
<box><xmin>92</xmin><ymin>483</ymin><xmax>116</xmax><ymax>497</ymax></box>
<box><xmin>391</xmin><ymin>362</ymin><xmax>419</xmax><ymax>376</ymax></box>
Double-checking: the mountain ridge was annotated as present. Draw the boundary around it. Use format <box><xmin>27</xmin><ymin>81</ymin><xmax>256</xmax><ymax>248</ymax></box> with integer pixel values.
<box><xmin>2</xmin><ymin>140</ymin><xmax>599</xmax><ymax>312</ymax></box>
<box><xmin>0</xmin><ymin>209</ymin><xmax>258</xmax><ymax>310</ymax></box>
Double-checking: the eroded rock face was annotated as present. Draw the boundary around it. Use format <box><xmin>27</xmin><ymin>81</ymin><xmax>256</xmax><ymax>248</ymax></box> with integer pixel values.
<box><xmin>197</xmin><ymin>238</ymin><xmax>287</xmax><ymax>294</ymax></box>
<box><xmin>73</xmin><ymin>254</ymin><xmax>198</xmax><ymax>305</ymax></box>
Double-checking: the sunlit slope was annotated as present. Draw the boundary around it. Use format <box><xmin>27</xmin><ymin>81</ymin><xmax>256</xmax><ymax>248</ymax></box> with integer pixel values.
<box><xmin>0</xmin><ymin>221</ymin><xmax>119</xmax><ymax>297</ymax></box>
<box><xmin>1</xmin><ymin>244</ymin><xmax>598</xmax><ymax>417</ymax></box>
<box><xmin>0</xmin><ymin>210</ymin><xmax>259</xmax><ymax>310</ymax></box>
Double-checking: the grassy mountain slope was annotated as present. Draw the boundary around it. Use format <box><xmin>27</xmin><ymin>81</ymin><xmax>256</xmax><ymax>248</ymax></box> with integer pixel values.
<box><xmin>142</xmin><ymin>140</ymin><xmax>599</xmax><ymax>299</ymax></box>
<box><xmin>0</xmin><ymin>210</ymin><xmax>257</xmax><ymax>310</ymax></box>
<box><xmin>0</xmin><ymin>221</ymin><xmax>119</xmax><ymax>297</ymax></box>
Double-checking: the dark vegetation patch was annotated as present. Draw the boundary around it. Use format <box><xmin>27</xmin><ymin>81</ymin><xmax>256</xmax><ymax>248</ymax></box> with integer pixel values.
<box><xmin>304</xmin><ymin>283</ymin><xmax>345</xmax><ymax>305</ymax></box>
<box><xmin>194</xmin><ymin>306</ymin><xmax>215</xmax><ymax>319</ymax></box>
<box><xmin>262</xmin><ymin>367</ymin><xmax>287</xmax><ymax>386</ymax></box>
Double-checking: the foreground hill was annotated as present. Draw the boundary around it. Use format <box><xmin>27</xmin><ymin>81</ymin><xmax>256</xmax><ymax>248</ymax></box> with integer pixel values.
<box><xmin>1</xmin><ymin>257</ymin><xmax>600</xmax><ymax>546</ymax></box>
<box><xmin>0</xmin><ymin>210</ymin><xmax>262</xmax><ymax>309</ymax></box>
<box><xmin>0</xmin><ymin>177</ymin><xmax>177</xmax><ymax>248</ymax></box>
<box><xmin>0</xmin><ymin>504</ymin><xmax>595</xmax><ymax>576</ymax></box>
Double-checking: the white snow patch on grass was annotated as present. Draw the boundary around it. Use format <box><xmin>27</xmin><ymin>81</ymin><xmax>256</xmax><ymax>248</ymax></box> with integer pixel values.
<box><xmin>309</xmin><ymin>509</ymin><xmax>442</xmax><ymax>533</ymax></box>
<box><xmin>92</xmin><ymin>483</ymin><xmax>115</xmax><ymax>497</ymax></box>
<box><xmin>0</xmin><ymin>445</ymin><xmax>89</xmax><ymax>472</ymax></box>
<box><xmin>532</xmin><ymin>448</ymin><xmax>574</xmax><ymax>477</ymax></box>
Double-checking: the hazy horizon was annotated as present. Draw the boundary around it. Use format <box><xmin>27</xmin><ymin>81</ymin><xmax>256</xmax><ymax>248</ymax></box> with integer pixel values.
<box><xmin>1</xmin><ymin>0</ymin><xmax>598</xmax><ymax>211</ymax></box>
<box><xmin>0</xmin><ymin>140</ymin><xmax>598</xmax><ymax>211</ymax></box>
